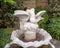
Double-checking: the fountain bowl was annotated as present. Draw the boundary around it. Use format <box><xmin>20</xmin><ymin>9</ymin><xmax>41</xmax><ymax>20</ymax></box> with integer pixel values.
<box><xmin>10</xmin><ymin>29</ymin><xmax>52</xmax><ymax>48</ymax></box>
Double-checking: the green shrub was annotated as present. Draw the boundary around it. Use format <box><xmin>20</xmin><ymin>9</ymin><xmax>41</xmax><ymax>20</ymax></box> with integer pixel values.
<box><xmin>35</xmin><ymin>6</ymin><xmax>48</xmax><ymax>14</ymax></box>
<box><xmin>0</xmin><ymin>28</ymin><xmax>13</xmax><ymax>48</ymax></box>
<box><xmin>47</xmin><ymin>17</ymin><xmax>60</xmax><ymax>40</ymax></box>
<box><xmin>48</xmin><ymin>0</ymin><xmax>60</xmax><ymax>16</ymax></box>
<box><xmin>0</xmin><ymin>0</ymin><xmax>24</xmax><ymax>28</ymax></box>
<box><xmin>35</xmin><ymin>7</ymin><xmax>60</xmax><ymax>40</ymax></box>
<box><xmin>38</xmin><ymin>13</ymin><xmax>49</xmax><ymax>29</ymax></box>
<box><xmin>35</xmin><ymin>7</ymin><xmax>49</xmax><ymax>29</ymax></box>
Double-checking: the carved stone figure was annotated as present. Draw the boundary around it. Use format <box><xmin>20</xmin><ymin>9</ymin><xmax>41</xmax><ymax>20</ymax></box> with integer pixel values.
<box><xmin>5</xmin><ymin>8</ymin><xmax>55</xmax><ymax>48</ymax></box>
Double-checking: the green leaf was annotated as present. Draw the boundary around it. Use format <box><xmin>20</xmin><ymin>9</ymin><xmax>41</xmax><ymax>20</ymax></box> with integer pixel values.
<box><xmin>4</xmin><ymin>0</ymin><xmax>16</xmax><ymax>4</ymax></box>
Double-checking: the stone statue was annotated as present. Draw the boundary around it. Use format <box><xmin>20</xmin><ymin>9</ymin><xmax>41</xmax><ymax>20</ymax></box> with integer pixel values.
<box><xmin>5</xmin><ymin>8</ymin><xmax>55</xmax><ymax>48</ymax></box>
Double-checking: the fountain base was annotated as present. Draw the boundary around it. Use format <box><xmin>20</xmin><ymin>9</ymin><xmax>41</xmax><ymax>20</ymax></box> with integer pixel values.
<box><xmin>10</xmin><ymin>44</ymin><xmax>51</xmax><ymax>48</ymax></box>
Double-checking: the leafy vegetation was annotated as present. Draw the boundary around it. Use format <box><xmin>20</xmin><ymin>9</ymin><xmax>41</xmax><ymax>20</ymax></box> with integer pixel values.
<box><xmin>48</xmin><ymin>0</ymin><xmax>60</xmax><ymax>16</ymax></box>
<box><xmin>47</xmin><ymin>17</ymin><xmax>60</xmax><ymax>40</ymax></box>
<box><xmin>47</xmin><ymin>0</ymin><xmax>60</xmax><ymax>40</ymax></box>
<box><xmin>35</xmin><ymin>6</ymin><xmax>60</xmax><ymax>40</ymax></box>
<box><xmin>35</xmin><ymin>6</ymin><xmax>48</xmax><ymax>14</ymax></box>
<box><xmin>35</xmin><ymin>7</ymin><xmax>49</xmax><ymax>29</ymax></box>
<box><xmin>0</xmin><ymin>28</ymin><xmax>13</xmax><ymax>48</ymax></box>
<box><xmin>0</xmin><ymin>0</ymin><xmax>24</xmax><ymax>28</ymax></box>
<box><xmin>4</xmin><ymin>0</ymin><xmax>15</xmax><ymax>4</ymax></box>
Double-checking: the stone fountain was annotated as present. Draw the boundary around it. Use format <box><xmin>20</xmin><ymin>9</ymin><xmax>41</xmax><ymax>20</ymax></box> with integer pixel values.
<box><xmin>5</xmin><ymin>8</ymin><xmax>55</xmax><ymax>48</ymax></box>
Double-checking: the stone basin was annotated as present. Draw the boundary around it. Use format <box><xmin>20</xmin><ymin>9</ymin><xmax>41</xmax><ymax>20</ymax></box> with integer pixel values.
<box><xmin>10</xmin><ymin>29</ymin><xmax>52</xmax><ymax>48</ymax></box>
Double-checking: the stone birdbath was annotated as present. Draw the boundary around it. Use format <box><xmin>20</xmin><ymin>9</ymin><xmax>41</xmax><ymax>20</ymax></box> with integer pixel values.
<box><xmin>5</xmin><ymin>8</ymin><xmax>55</xmax><ymax>48</ymax></box>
